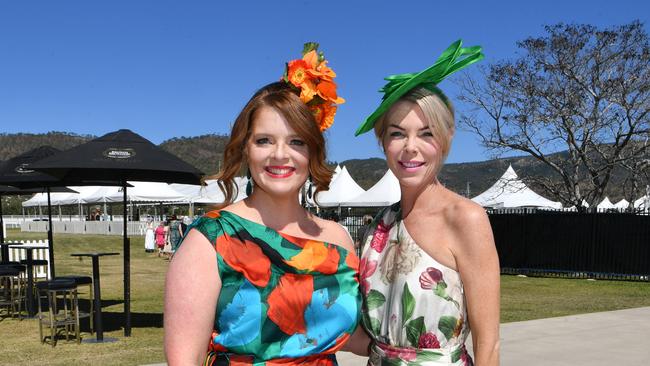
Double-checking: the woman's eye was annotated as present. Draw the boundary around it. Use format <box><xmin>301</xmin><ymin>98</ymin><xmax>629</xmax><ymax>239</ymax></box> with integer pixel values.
<box><xmin>389</xmin><ymin>131</ymin><xmax>403</xmax><ymax>138</ymax></box>
<box><xmin>255</xmin><ymin>138</ymin><xmax>270</xmax><ymax>144</ymax></box>
<box><xmin>421</xmin><ymin>131</ymin><xmax>434</xmax><ymax>137</ymax></box>
<box><xmin>290</xmin><ymin>139</ymin><xmax>305</xmax><ymax>146</ymax></box>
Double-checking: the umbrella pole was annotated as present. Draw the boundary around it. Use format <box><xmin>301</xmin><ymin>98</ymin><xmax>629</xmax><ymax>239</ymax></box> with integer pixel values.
<box><xmin>0</xmin><ymin>193</ymin><xmax>4</xmax><ymax>244</ymax></box>
<box><xmin>0</xmin><ymin>194</ymin><xmax>5</xmax><ymax>262</ymax></box>
<box><xmin>47</xmin><ymin>187</ymin><xmax>55</xmax><ymax>279</ymax></box>
<box><xmin>123</xmin><ymin>181</ymin><xmax>131</xmax><ymax>336</ymax></box>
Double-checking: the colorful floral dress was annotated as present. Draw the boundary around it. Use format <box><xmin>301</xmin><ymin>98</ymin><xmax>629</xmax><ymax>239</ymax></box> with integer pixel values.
<box><xmin>360</xmin><ymin>203</ymin><xmax>473</xmax><ymax>366</ymax></box>
<box><xmin>182</xmin><ymin>210</ymin><xmax>361</xmax><ymax>366</ymax></box>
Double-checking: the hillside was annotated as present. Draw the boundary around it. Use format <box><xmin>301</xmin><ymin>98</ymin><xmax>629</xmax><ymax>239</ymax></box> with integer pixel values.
<box><xmin>1</xmin><ymin>132</ymin><xmax>645</xmax><ymax>203</ymax></box>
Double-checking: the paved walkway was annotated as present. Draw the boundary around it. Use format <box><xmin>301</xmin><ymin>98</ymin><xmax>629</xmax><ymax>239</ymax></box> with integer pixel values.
<box><xmin>337</xmin><ymin>306</ymin><xmax>650</xmax><ymax>365</ymax></box>
<box><xmin>145</xmin><ymin>307</ymin><xmax>650</xmax><ymax>365</ymax></box>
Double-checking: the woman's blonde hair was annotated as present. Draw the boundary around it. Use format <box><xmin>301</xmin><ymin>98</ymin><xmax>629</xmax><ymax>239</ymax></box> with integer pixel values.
<box><xmin>374</xmin><ymin>86</ymin><xmax>455</xmax><ymax>169</ymax></box>
<box><xmin>205</xmin><ymin>82</ymin><xmax>333</xmax><ymax>209</ymax></box>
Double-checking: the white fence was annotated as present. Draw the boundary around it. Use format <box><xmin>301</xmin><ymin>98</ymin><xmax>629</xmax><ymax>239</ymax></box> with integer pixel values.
<box><xmin>5</xmin><ymin>240</ymin><xmax>50</xmax><ymax>280</ymax></box>
<box><xmin>20</xmin><ymin>221</ymin><xmax>148</xmax><ymax>236</ymax></box>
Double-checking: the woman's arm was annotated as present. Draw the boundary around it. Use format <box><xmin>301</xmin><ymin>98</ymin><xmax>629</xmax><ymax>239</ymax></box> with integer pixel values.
<box><xmin>451</xmin><ymin>203</ymin><xmax>500</xmax><ymax>366</ymax></box>
<box><xmin>164</xmin><ymin>229</ymin><xmax>221</xmax><ymax>365</ymax></box>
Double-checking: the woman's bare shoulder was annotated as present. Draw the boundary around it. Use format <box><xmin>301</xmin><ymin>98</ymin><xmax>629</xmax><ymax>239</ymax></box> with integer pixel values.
<box><xmin>311</xmin><ymin>216</ymin><xmax>355</xmax><ymax>253</ymax></box>
<box><xmin>440</xmin><ymin>190</ymin><xmax>488</xmax><ymax>227</ymax></box>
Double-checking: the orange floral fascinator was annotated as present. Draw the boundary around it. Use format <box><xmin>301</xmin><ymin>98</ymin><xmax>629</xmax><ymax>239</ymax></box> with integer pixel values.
<box><xmin>283</xmin><ymin>42</ymin><xmax>345</xmax><ymax>132</ymax></box>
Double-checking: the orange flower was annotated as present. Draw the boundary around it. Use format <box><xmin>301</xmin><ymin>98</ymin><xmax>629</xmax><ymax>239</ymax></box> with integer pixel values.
<box><xmin>287</xmin><ymin>59</ymin><xmax>314</xmax><ymax>88</ymax></box>
<box><xmin>307</xmin><ymin>59</ymin><xmax>336</xmax><ymax>81</ymax></box>
<box><xmin>319</xmin><ymin>104</ymin><xmax>337</xmax><ymax>132</ymax></box>
<box><xmin>309</xmin><ymin>104</ymin><xmax>324</xmax><ymax>126</ymax></box>
<box><xmin>302</xmin><ymin>50</ymin><xmax>319</xmax><ymax>69</ymax></box>
<box><xmin>283</xmin><ymin>43</ymin><xmax>344</xmax><ymax>132</ymax></box>
<box><xmin>267</xmin><ymin>273</ymin><xmax>314</xmax><ymax>335</ymax></box>
<box><xmin>299</xmin><ymin>79</ymin><xmax>317</xmax><ymax>104</ymax></box>
<box><xmin>317</xmin><ymin>80</ymin><xmax>345</xmax><ymax>104</ymax></box>
<box><xmin>215</xmin><ymin>234</ymin><xmax>271</xmax><ymax>287</ymax></box>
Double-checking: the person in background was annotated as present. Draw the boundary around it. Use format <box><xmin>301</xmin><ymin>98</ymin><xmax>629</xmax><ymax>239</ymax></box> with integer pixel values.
<box><xmin>154</xmin><ymin>221</ymin><xmax>166</xmax><ymax>257</ymax></box>
<box><xmin>355</xmin><ymin>214</ymin><xmax>373</xmax><ymax>255</ymax></box>
<box><xmin>177</xmin><ymin>216</ymin><xmax>192</xmax><ymax>241</ymax></box>
<box><xmin>168</xmin><ymin>214</ymin><xmax>181</xmax><ymax>254</ymax></box>
<box><xmin>144</xmin><ymin>216</ymin><xmax>156</xmax><ymax>253</ymax></box>
<box><xmin>162</xmin><ymin>219</ymin><xmax>173</xmax><ymax>259</ymax></box>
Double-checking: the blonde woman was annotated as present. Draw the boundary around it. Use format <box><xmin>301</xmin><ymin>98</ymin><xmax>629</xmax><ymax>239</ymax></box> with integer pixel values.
<box><xmin>353</xmin><ymin>41</ymin><xmax>500</xmax><ymax>366</ymax></box>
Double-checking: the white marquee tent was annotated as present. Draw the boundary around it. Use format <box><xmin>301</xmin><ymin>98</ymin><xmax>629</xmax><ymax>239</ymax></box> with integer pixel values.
<box><xmin>634</xmin><ymin>195</ymin><xmax>649</xmax><ymax>210</ymax></box>
<box><xmin>471</xmin><ymin>165</ymin><xmax>562</xmax><ymax>209</ymax></box>
<box><xmin>596</xmin><ymin>197</ymin><xmax>616</xmax><ymax>210</ymax></box>
<box><xmin>613</xmin><ymin>199</ymin><xmax>630</xmax><ymax>210</ymax></box>
<box><xmin>315</xmin><ymin>166</ymin><xmax>366</xmax><ymax>207</ymax></box>
<box><xmin>342</xmin><ymin>169</ymin><xmax>400</xmax><ymax>207</ymax></box>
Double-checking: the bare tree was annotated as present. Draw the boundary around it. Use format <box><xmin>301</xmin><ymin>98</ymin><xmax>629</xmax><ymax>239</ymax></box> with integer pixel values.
<box><xmin>458</xmin><ymin>22</ymin><xmax>650</xmax><ymax>211</ymax></box>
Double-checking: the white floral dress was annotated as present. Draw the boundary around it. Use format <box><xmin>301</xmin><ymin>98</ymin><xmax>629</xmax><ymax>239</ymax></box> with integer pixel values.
<box><xmin>360</xmin><ymin>203</ymin><xmax>473</xmax><ymax>366</ymax></box>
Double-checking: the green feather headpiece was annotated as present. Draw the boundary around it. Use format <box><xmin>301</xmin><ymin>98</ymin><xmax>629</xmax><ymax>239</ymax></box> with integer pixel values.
<box><xmin>355</xmin><ymin>40</ymin><xmax>484</xmax><ymax>136</ymax></box>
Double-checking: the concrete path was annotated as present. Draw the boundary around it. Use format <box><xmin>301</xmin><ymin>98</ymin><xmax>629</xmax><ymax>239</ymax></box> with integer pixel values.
<box><xmin>145</xmin><ymin>307</ymin><xmax>650</xmax><ymax>365</ymax></box>
<box><xmin>337</xmin><ymin>306</ymin><xmax>650</xmax><ymax>365</ymax></box>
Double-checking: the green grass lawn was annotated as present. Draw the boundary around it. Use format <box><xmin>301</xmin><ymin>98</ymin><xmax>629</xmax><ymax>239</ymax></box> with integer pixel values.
<box><xmin>1</xmin><ymin>228</ymin><xmax>649</xmax><ymax>365</ymax></box>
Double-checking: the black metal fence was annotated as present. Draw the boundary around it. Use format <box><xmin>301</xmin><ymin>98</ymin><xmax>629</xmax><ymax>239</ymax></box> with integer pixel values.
<box><xmin>489</xmin><ymin>209</ymin><xmax>650</xmax><ymax>281</ymax></box>
<box><xmin>338</xmin><ymin>206</ymin><xmax>650</xmax><ymax>281</ymax></box>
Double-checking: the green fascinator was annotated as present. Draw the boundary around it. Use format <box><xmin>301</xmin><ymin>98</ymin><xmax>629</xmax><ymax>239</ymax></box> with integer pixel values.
<box><xmin>355</xmin><ymin>39</ymin><xmax>484</xmax><ymax>136</ymax></box>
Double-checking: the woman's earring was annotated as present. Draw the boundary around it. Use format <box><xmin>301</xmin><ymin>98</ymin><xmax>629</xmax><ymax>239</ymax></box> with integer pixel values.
<box><xmin>246</xmin><ymin>169</ymin><xmax>253</xmax><ymax>196</ymax></box>
<box><xmin>307</xmin><ymin>174</ymin><xmax>314</xmax><ymax>200</ymax></box>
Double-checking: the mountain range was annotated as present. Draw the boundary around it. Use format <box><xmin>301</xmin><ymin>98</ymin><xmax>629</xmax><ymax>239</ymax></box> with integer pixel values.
<box><xmin>0</xmin><ymin>131</ymin><xmax>641</xmax><ymax>202</ymax></box>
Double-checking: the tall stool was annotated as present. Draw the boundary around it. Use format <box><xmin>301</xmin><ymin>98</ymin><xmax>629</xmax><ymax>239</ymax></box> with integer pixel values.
<box><xmin>36</xmin><ymin>279</ymin><xmax>80</xmax><ymax>346</ymax></box>
<box><xmin>0</xmin><ymin>265</ymin><xmax>26</xmax><ymax>318</ymax></box>
<box><xmin>21</xmin><ymin>258</ymin><xmax>49</xmax><ymax>281</ymax></box>
<box><xmin>55</xmin><ymin>275</ymin><xmax>93</xmax><ymax>334</ymax></box>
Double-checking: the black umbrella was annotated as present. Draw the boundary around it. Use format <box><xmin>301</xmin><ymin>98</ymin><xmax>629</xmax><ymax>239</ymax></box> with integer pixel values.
<box><xmin>0</xmin><ymin>185</ymin><xmax>76</xmax><ymax>260</ymax></box>
<box><xmin>0</xmin><ymin>145</ymin><xmax>107</xmax><ymax>269</ymax></box>
<box><xmin>30</xmin><ymin>129</ymin><xmax>203</xmax><ymax>336</ymax></box>
<box><xmin>0</xmin><ymin>146</ymin><xmax>68</xmax><ymax>276</ymax></box>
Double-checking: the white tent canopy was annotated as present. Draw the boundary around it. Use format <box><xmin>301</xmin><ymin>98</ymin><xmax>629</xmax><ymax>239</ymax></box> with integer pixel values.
<box><xmin>316</xmin><ymin>166</ymin><xmax>366</xmax><ymax>207</ymax></box>
<box><xmin>23</xmin><ymin>182</ymin><xmax>187</xmax><ymax>207</ymax></box>
<box><xmin>634</xmin><ymin>195</ymin><xmax>649</xmax><ymax>210</ymax></box>
<box><xmin>596</xmin><ymin>197</ymin><xmax>616</xmax><ymax>210</ymax></box>
<box><xmin>331</xmin><ymin>165</ymin><xmax>342</xmax><ymax>182</ymax></box>
<box><xmin>170</xmin><ymin>177</ymin><xmax>248</xmax><ymax>204</ymax></box>
<box><xmin>613</xmin><ymin>199</ymin><xmax>630</xmax><ymax>210</ymax></box>
<box><xmin>342</xmin><ymin>169</ymin><xmax>400</xmax><ymax>207</ymax></box>
<box><xmin>83</xmin><ymin>182</ymin><xmax>186</xmax><ymax>203</ymax></box>
<box><xmin>471</xmin><ymin>165</ymin><xmax>562</xmax><ymax>209</ymax></box>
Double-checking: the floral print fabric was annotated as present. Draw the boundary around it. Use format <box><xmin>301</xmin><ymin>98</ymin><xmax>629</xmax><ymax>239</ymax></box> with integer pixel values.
<box><xmin>360</xmin><ymin>203</ymin><xmax>473</xmax><ymax>366</ymax></box>
<box><xmin>182</xmin><ymin>210</ymin><xmax>361</xmax><ymax>366</ymax></box>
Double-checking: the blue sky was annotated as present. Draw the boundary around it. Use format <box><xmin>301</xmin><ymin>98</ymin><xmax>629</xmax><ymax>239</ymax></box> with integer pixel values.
<box><xmin>1</xmin><ymin>1</ymin><xmax>647</xmax><ymax>163</ymax></box>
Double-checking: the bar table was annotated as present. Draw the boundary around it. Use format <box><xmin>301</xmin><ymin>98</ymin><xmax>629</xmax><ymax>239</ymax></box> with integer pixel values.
<box><xmin>70</xmin><ymin>252</ymin><xmax>119</xmax><ymax>343</ymax></box>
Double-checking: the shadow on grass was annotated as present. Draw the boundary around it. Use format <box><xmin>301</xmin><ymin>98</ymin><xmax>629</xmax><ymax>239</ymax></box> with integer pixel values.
<box><xmin>73</xmin><ymin>299</ymin><xmax>164</xmax><ymax>333</ymax></box>
<box><xmin>100</xmin><ymin>311</ymin><xmax>164</xmax><ymax>332</ymax></box>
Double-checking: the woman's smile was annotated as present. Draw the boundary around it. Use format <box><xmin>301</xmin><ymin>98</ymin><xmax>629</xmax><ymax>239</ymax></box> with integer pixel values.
<box><xmin>264</xmin><ymin>165</ymin><xmax>296</xmax><ymax>178</ymax></box>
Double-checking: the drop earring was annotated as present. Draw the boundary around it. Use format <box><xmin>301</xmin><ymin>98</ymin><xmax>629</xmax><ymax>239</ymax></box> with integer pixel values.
<box><xmin>246</xmin><ymin>169</ymin><xmax>253</xmax><ymax>196</ymax></box>
<box><xmin>307</xmin><ymin>174</ymin><xmax>314</xmax><ymax>200</ymax></box>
